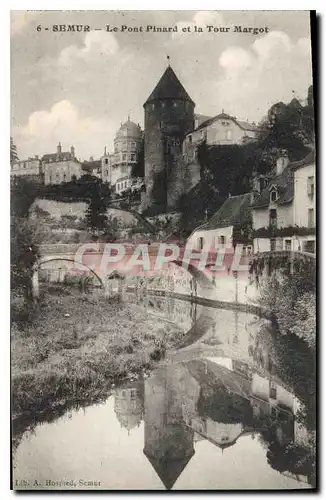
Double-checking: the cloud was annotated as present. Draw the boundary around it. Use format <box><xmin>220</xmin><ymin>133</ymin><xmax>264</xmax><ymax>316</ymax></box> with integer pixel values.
<box><xmin>14</xmin><ymin>100</ymin><xmax>116</xmax><ymax>160</ymax></box>
<box><xmin>58</xmin><ymin>31</ymin><xmax>119</xmax><ymax>66</ymax></box>
<box><xmin>219</xmin><ymin>47</ymin><xmax>253</xmax><ymax>73</ymax></box>
<box><xmin>173</xmin><ymin>10</ymin><xmax>225</xmax><ymax>38</ymax></box>
<box><xmin>213</xmin><ymin>31</ymin><xmax>312</xmax><ymax>121</ymax></box>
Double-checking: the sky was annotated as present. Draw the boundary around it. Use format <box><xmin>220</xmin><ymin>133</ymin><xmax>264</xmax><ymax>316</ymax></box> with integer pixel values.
<box><xmin>11</xmin><ymin>10</ymin><xmax>313</xmax><ymax>161</ymax></box>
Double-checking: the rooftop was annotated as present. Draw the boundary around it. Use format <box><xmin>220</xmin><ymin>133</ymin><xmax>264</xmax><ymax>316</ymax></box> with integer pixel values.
<box><xmin>195</xmin><ymin>112</ymin><xmax>258</xmax><ymax>133</ymax></box>
<box><xmin>144</xmin><ymin>65</ymin><xmax>195</xmax><ymax>106</ymax></box>
<box><xmin>251</xmin><ymin>150</ymin><xmax>315</xmax><ymax>209</ymax></box>
<box><xmin>195</xmin><ymin>192</ymin><xmax>253</xmax><ymax>231</ymax></box>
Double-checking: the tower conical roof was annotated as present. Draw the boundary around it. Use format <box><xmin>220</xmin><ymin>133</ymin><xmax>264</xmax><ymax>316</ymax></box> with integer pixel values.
<box><xmin>144</xmin><ymin>66</ymin><xmax>195</xmax><ymax>106</ymax></box>
<box><xmin>144</xmin><ymin>451</ymin><xmax>194</xmax><ymax>490</ymax></box>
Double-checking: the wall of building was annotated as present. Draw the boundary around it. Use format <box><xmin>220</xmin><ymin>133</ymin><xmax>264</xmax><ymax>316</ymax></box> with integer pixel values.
<box><xmin>188</xmin><ymin>226</ymin><xmax>234</xmax><ymax>251</ymax></box>
<box><xmin>44</xmin><ymin>160</ymin><xmax>83</xmax><ymax>185</ymax></box>
<box><xmin>11</xmin><ymin>158</ymin><xmax>42</xmax><ymax>177</ymax></box>
<box><xmin>205</xmin><ymin>119</ymin><xmax>255</xmax><ymax>146</ymax></box>
<box><xmin>205</xmin><ymin>421</ymin><xmax>244</xmax><ymax>445</ymax></box>
<box><xmin>252</xmin><ymin>203</ymin><xmax>294</xmax><ymax>230</ymax></box>
<box><xmin>293</xmin><ymin>162</ymin><xmax>315</xmax><ymax>227</ymax></box>
<box><xmin>144</xmin><ymin>99</ymin><xmax>195</xmax><ymax>210</ymax></box>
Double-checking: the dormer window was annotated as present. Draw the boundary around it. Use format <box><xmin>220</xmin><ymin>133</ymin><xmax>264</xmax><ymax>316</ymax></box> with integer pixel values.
<box><xmin>269</xmin><ymin>185</ymin><xmax>278</xmax><ymax>203</ymax></box>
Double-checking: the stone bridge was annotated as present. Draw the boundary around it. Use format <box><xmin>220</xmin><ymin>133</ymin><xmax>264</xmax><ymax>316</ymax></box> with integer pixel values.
<box><xmin>32</xmin><ymin>243</ymin><xmax>216</xmax><ymax>298</ymax></box>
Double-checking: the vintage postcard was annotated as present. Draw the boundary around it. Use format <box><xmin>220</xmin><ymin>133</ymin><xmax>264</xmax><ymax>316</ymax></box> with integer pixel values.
<box><xmin>11</xmin><ymin>10</ymin><xmax>316</xmax><ymax>491</ymax></box>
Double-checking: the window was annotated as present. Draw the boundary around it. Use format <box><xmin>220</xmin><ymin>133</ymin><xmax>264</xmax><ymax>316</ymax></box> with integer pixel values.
<box><xmin>304</xmin><ymin>240</ymin><xmax>315</xmax><ymax>254</ymax></box>
<box><xmin>97</xmin><ymin>168</ymin><xmax>101</xmax><ymax>173</ymax></box>
<box><xmin>161</xmin><ymin>102</ymin><xmax>166</xmax><ymax>108</ymax></box>
<box><xmin>122</xmin><ymin>154</ymin><xmax>127</xmax><ymax>162</ymax></box>
<box><xmin>270</xmin><ymin>382</ymin><xmax>277</xmax><ymax>399</ymax></box>
<box><xmin>198</xmin><ymin>237</ymin><xmax>204</xmax><ymax>250</ymax></box>
<box><xmin>105</xmin><ymin>170</ymin><xmax>108</xmax><ymax>176</ymax></box>
<box><xmin>151</xmin><ymin>103</ymin><xmax>155</xmax><ymax>110</ymax></box>
<box><xmin>270</xmin><ymin>189</ymin><xmax>278</xmax><ymax>202</ymax></box>
<box><xmin>23</xmin><ymin>162</ymin><xmax>26</xmax><ymax>168</ymax></box>
<box><xmin>49</xmin><ymin>175</ymin><xmax>52</xmax><ymax>183</ymax></box>
<box><xmin>307</xmin><ymin>176</ymin><xmax>315</xmax><ymax>198</ymax></box>
<box><xmin>188</xmin><ymin>135</ymin><xmax>192</xmax><ymax>143</ymax></box>
<box><xmin>270</xmin><ymin>238</ymin><xmax>276</xmax><ymax>251</ymax></box>
<box><xmin>226</xmin><ymin>130</ymin><xmax>232</xmax><ymax>141</ymax></box>
<box><xmin>269</xmin><ymin>209</ymin><xmax>277</xmax><ymax>228</ymax></box>
<box><xmin>105</xmin><ymin>158</ymin><xmax>108</xmax><ymax>164</ymax></box>
<box><xmin>173</xmin><ymin>101</ymin><xmax>177</xmax><ymax>108</ymax></box>
<box><xmin>285</xmin><ymin>239</ymin><xmax>292</xmax><ymax>251</ymax></box>
<box><xmin>131</xmin><ymin>154</ymin><xmax>136</xmax><ymax>161</ymax></box>
<box><xmin>220</xmin><ymin>235</ymin><xmax>225</xmax><ymax>245</ymax></box>
<box><xmin>63</xmin><ymin>173</ymin><xmax>66</xmax><ymax>182</ymax></box>
<box><xmin>308</xmin><ymin>208</ymin><xmax>315</xmax><ymax>228</ymax></box>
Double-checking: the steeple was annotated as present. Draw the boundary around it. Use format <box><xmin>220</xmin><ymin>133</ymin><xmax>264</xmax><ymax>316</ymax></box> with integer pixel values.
<box><xmin>144</xmin><ymin>65</ymin><xmax>195</xmax><ymax>106</ymax></box>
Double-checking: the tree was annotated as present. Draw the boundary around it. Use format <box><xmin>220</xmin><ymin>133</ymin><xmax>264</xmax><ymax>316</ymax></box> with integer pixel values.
<box><xmin>10</xmin><ymin>137</ymin><xmax>19</xmax><ymax>163</ymax></box>
<box><xmin>11</xmin><ymin>177</ymin><xmax>38</xmax><ymax>218</ymax></box>
<box><xmin>131</xmin><ymin>141</ymin><xmax>144</xmax><ymax>178</ymax></box>
<box><xmin>85</xmin><ymin>184</ymin><xmax>109</xmax><ymax>237</ymax></box>
<box><xmin>11</xmin><ymin>217</ymin><xmax>45</xmax><ymax>301</ymax></box>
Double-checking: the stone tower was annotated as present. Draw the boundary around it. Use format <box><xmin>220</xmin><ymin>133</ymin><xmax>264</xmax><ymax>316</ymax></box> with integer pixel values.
<box><xmin>143</xmin><ymin>64</ymin><xmax>195</xmax><ymax>213</ymax></box>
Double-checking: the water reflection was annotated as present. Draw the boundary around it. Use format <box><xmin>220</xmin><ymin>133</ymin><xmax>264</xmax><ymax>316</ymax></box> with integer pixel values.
<box><xmin>13</xmin><ymin>297</ymin><xmax>315</xmax><ymax>490</ymax></box>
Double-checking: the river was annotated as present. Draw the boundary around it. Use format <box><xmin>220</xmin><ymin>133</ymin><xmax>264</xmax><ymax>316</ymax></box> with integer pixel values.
<box><xmin>12</xmin><ymin>294</ymin><xmax>315</xmax><ymax>490</ymax></box>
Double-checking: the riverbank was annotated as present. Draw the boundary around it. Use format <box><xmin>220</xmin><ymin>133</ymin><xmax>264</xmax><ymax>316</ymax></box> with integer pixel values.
<box><xmin>11</xmin><ymin>288</ymin><xmax>187</xmax><ymax>420</ymax></box>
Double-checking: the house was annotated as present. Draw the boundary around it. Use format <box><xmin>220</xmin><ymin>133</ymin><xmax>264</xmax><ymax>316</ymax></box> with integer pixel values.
<box><xmin>43</xmin><ymin>143</ymin><xmax>83</xmax><ymax>185</ymax></box>
<box><xmin>81</xmin><ymin>158</ymin><xmax>102</xmax><ymax>179</ymax></box>
<box><xmin>11</xmin><ymin>156</ymin><xmax>43</xmax><ymax>183</ymax></box>
<box><xmin>251</xmin><ymin>150</ymin><xmax>316</xmax><ymax>254</ymax></box>
<box><xmin>183</xmin><ymin>111</ymin><xmax>258</xmax><ymax>151</ymax></box>
<box><xmin>187</xmin><ymin>192</ymin><xmax>253</xmax><ymax>254</ymax></box>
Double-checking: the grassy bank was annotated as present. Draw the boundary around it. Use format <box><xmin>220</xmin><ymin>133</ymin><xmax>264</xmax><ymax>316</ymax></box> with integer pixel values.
<box><xmin>11</xmin><ymin>288</ymin><xmax>187</xmax><ymax>419</ymax></box>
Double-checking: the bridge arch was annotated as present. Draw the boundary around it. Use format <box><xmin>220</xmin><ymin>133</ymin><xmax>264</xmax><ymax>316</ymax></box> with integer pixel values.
<box><xmin>34</xmin><ymin>257</ymin><xmax>105</xmax><ymax>288</ymax></box>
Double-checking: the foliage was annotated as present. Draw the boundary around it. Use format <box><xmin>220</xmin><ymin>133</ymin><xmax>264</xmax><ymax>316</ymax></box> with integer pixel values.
<box><xmin>11</xmin><ymin>290</ymin><xmax>186</xmax><ymax>420</ymax></box>
<box><xmin>253</xmin><ymin>226</ymin><xmax>316</xmax><ymax>238</ymax></box>
<box><xmin>11</xmin><ymin>177</ymin><xmax>38</xmax><ymax>218</ymax></box>
<box><xmin>11</xmin><ymin>217</ymin><xmax>45</xmax><ymax>299</ymax></box>
<box><xmin>177</xmin><ymin>181</ymin><xmax>224</xmax><ymax>235</ymax></box>
<box><xmin>254</xmin><ymin>264</ymin><xmax>316</xmax><ymax>350</ymax></box>
<box><xmin>38</xmin><ymin>174</ymin><xmax>112</xmax><ymax>203</ymax></box>
<box><xmin>10</xmin><ymin>137</ymin><xmax>19</xmax><ymax>163</ymax></box>
<box><xmin>84</xmin><ymin>184</ymin><xmax>109</xmax><ymax>236</ymax></box>
<box><xmin>131</xmin><ymin>140</ymin><xmax>144</xmax><ymax>178</ymax></box>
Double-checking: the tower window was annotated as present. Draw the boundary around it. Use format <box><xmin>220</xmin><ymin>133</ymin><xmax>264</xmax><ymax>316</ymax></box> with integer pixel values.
<box><xmin>270</xmin><ymin>189</ymin><xmax>278</xmax><ymax>202</ymax></box>
<box><xmin>161</xmin><ymin>102</ymin><xmax>166</xmax><ymax>108</ymax></box>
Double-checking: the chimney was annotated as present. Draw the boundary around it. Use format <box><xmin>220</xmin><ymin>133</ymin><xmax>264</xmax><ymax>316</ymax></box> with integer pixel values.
<box><xmin>104</xmin><ymin>146</ymin><xmax>107</xmax><ymax>156</ymax></box>
<box><xmin>276</xmin><ymin>150</ymin><xmax>289</xmax><ymax>175</ymax></box>
<box><xmin>57</xmin><ymin>142</ymin><xmax>62</xmax><ymax>156</ymax></box>
<box><xmin>70</xmin><ymin>146</ymin><xmax>75</xmax><ymax>158</ymax></box>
